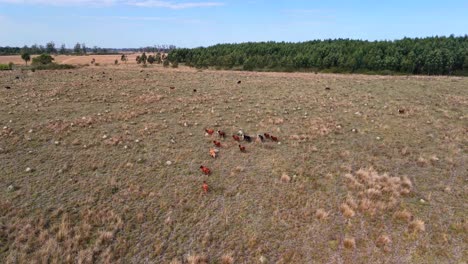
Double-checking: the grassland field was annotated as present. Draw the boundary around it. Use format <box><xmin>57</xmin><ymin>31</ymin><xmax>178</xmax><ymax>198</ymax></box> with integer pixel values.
<box><xmin>0</xmin><ymin>58</ymin><xmax>467</xmax><ymax>263</ymax></box>
<box><xmin>0</xmin><ymin>54</ymin><xmax>141</xmax><ymax>66</ymax></box>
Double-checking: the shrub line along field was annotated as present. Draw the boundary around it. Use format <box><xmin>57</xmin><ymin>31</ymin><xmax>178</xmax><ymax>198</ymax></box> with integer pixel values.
<box><xmin>0</xmin><ymin>63</ymin><xmax>467</xmax><ymax>263</ymax></box>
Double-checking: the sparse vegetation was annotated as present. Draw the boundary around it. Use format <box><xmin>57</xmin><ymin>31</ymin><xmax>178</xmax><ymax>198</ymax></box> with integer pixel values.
<box><xmin>0</xmin><ymin>64</ymin><xmax>466</xmax><ymax>263</ymax></box>
<box><xmin>0</xmin><ymin>63</ymin><xmax>12</xmax><ymax>70</ymax></box>
<box><xmin>31</xmin><ymin>63</ymin><xmax>75</xmax><ymax>70</ymax></box>
<box><xmin>121</xmin><ymin>54</ymin><xmax>128</xmax><ymax>64</ymax></box>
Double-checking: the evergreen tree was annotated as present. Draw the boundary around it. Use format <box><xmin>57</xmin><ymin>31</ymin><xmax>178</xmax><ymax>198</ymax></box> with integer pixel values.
<box><xmin>59</xmin><ymin>44</ymin><xmax>67</xmax><ymax>54</ymax></box>
<box><xmin>46</xmin><ymin>42</ymin><xmax>57</xmax><ymax>54</ymax></box>
<box><xmin>73</xmin><ymin>43</ymin><xmax>82</xmax><ymax>54</ymax></box>
<box><xmin>21</xmin><ymin>52</ymin><xmax>31</xmax><ymax>65</ymax></box>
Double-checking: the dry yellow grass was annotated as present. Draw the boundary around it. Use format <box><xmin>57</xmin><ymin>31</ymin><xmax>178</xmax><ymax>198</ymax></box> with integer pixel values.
<box><xmin>0</xmin><ymin>54</ymin><xmax>142</xmax><ymax>65</ymax></box>
<box><xmin>0</xmin><ymin>64</ymin><xmax>466</xmax><ymax>263</ymax></box>
<box><xmin>315</xmin><ymin>208</ymin><xmax>329</xmax><ymax>221</ymax></box>
<box><xmin>393</xmin><ymin>209</ymin><xmax>413</xmax><ymax>222</ymax></box>
<box><xmin>220</xmin><ymin>254</ymin><xmax>234</xmax><ymax>264</ymax></box>
<box><xmin>340</xmin><ymin>203</ymin><xmax>356</xmax><ymax>218</ymax></box>
<box><xmin>409</xmin><ymin>219</ymin><xmax>426</xmax><ymax>233</ymax></box>
<box><xmin>376</xmin><ymin>234</ymin><xmax>392</xmax><ymax>248</ymax></box>
<box><xmin>280</xmin><ymin>172</ymin><xmax>291</xmax><ymax>183</ymax></box>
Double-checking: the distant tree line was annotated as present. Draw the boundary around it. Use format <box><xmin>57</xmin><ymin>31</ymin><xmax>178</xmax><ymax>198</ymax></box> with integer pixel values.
<box><xmin>0</xmin><ymin>42</ymin><xmax>176</xmax><ymax>55</ymax></box>
<box><xmin>168</xmin><ymin>35</ymin><xmax>468</xmax><ymax>75</ymax></box>
<box><xmin>133</xmin><ymin>52</ymin><xmax>176</xmax><ymax>67</ymax></box>
<box><xmin>137</xmin><ymin>45</ymin><xmax>177</xmax><ymax>53</ymax></box>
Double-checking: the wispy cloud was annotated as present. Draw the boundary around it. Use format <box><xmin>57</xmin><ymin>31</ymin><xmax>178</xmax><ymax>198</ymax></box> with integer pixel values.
<box><xmin>0</xmin><ymin>0</ymin><xmax>118</xmax><ymax>6</ymax></box>
<box><xmin>126</xmin><ymin>0</ymin><xmax>223</xmax><ymax>9</ymax></box>
<box><xmin>0</xmin><ymin>0</ymin><xmax>224</xmax><ymax>9</ymax></box>
<box><xmin>77</xmin><ymin>15</ymin><xmax>203</xmax><ymax>23</ymax></box>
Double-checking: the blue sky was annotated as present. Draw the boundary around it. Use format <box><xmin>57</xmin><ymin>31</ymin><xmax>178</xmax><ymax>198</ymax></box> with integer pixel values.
<box><xmin>0</xmin><ymin>0</ymin><xmax>467</xmax><ymax>48</ymax></box>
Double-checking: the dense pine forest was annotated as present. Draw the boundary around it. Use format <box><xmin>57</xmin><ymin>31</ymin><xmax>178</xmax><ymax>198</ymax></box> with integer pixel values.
<box><xmin>168</xmin><ymin>36</ymin><xmax>468</xmax><ymax>75</ymax></box>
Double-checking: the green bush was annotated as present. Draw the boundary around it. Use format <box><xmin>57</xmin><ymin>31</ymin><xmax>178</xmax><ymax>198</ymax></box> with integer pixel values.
<box><xmin>0</xmin><ymin>64</ymin><xmax>12</xmax><ymax>70</ymax></box>
<box><xmin>171</xmin><ymin>61</ymin><xmax>179</xmax><ymax>68</ymax></box>
<box><xmin>147</xmin><ymin>55</ymin><xmax>155</xmax><ymax>64</ymax></box>
<box><xmin>31</xmin><ymin>63</ymin><xmax>75</xmax><ymax>70</ymax></box>
<box><xmin>32</xmin><ymin>54</ymin><xmax>54</xmax><ymax>65</ymax></box>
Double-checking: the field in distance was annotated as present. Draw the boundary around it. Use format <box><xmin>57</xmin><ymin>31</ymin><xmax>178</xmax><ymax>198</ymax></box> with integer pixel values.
<box><xmin>0</xmin><ymin>65</ymin><xmax>466</xmax><ymax>263</ymax></box>
<box><xmin>0</xmin><ymin>54</ymin><xmax>141</xmax><ymax>65</ymax></box>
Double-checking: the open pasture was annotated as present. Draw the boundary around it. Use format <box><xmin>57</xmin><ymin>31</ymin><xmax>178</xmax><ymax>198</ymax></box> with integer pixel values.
<box><xmin>0</xmin><ymin>54</ymin><xmax>140</xmax><ymax>66</ymax></box>
<box><xmin>0</xmin><ymin>66</ymin><xmax>467</xmax><ymax>263</ymax></box>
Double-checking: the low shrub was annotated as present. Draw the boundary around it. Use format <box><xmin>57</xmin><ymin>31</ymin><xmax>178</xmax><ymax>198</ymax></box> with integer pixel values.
<box><xmin>0</xmin><ymin>63</ymin><xmax>12</xmax><ymax>70</ymax></box>
<box><xmin>32</xmin><ymin>54</ymin><xmax>54</xmax><ymax>65</ymax></box>
<box><xmin>31</xmin><ymin>63</ymin><xmax>75</xmax><ymax>70</ymax></box>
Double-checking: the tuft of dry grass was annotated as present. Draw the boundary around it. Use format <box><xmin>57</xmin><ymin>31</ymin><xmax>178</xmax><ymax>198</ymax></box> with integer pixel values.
<box><xmin>417</xmin><ymin>157</ymin><xmax>428</xmax><ymax>167</ymax></box>
<box><xmin>315</xmin><ymin>208</ymin><xmax>329</xmax><ymax>221</ymax></box>
<box><xmin>429</xmin><ymin>155</ymin><xmax>440</xmax><ymax>164</ymax></box>
<box><xmin>280</xmin><ymin>173</ymin><xmax>291</xmax><ymax>183</ymax></box>
<box><xmin>170</xmin><ymin>258</ymin><xmax>182</xmax><ymax>264</ymax></box>
<box><xmin>376</xmin><ymin>234</ymin><xmax>392</xmax><ymax>248</ymax></box>
<box><xmin>230</xmin><ymin>166</ymin><xmax>245</xmax><ymax>176</ymax></box>
<box><xmin>98</xmin><ymin>231</ymin><xmax>114</xmax><ymax>243</ymax></box>
<box><xmin>393</xmin><ymin>209</ymin><xmax>413</xmax><ymax>222</ymax></box>
<box><xmin>342</xmin><ymin>168</ymin><xmax>413</xmax><ymax>217</ymax></box>
<box><xmin>136</xmin><ymin>212</ymin><xmax>145</xmax><ymax>223</ymax></box>
<box><xmin>343</xmin><ymin>237</ymin><xmax>356</xmax><ymax>249</ymax></box>
<box><xmin>220</xmin><ymin>253</ymin><xmax>234</xmax><ymax>264</ymax></box>
<box><xmin>340</xmin><ymin>203</ymin><xmax>355</xmax><ymax>218</ymax></box>
<box><xmin>187</xmin><ymin>254</ymin><xmax>208</xmax><ymax>264</ymax></box>
<box><xmin>400</xmin><ymin>147</ymin><xmax>410</xmax><ymax>156</ymax></box>
<box><xmin>408</xmin><ymin>219</ymin><xmax>426</xmax><ymax>233</ymax></box>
